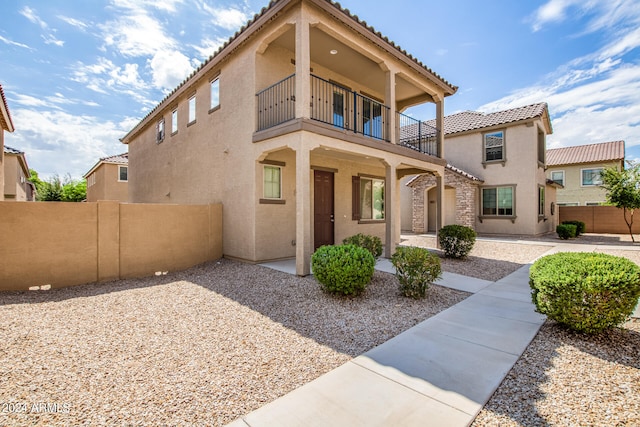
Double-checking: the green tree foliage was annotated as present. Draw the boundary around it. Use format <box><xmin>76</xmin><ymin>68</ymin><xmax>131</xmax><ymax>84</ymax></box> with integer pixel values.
<box><xmin>600</xmin><ymin>164</ymin><xmax>640</xmax><ymax>242</ymax></box>
<box><xmin>29</xmin><ymin>170</ymin><xmax>86</xmax><ymax>202</ymax></box>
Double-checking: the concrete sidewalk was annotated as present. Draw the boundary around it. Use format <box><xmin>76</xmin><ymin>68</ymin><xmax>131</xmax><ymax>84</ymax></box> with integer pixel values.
<box><xmin>229</xmin><ymin>262</ymin><xmax>545</xmax><ymax>426</ymax></box>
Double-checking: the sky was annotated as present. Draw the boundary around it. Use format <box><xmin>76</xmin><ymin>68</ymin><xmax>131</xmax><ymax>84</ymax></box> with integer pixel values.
<box><xmin>1</xmin><ymin>0</ymin><xmax>639</xmax><ymax>179</ymax></box>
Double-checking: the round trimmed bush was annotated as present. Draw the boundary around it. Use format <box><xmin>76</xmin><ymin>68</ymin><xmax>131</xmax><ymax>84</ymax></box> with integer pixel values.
<box><xmin>556</xmin><ymin>223</ymin><xmax>577</xmax><ymax>240</ymax></box>
<box><xmin>391</xmin><ymin>246</ymin><xmax>442</xmax><ymax>299</ymax></box>
<box><xmin>562</xmin><ymin>220</ymin><xmax>586</xmax><ymax>236</ymax></box>
<box><xmin>342</xmin><ymin>233</ymin><xmax>383</xmax><ymax>259</ymax></box>
<box><xmin>530</xmin><ymin>252</ymin><xmax>640</xmax><ymax>334</ymax></box>
<box><xmin>438</xmin><ymin>225</ymin><xmax>476</xmax><ymax>258</ymax></box>
<box><xmin>311</xmin><ymin>244</ymin><xmax>375</xmax><ymax>296</ymax></box>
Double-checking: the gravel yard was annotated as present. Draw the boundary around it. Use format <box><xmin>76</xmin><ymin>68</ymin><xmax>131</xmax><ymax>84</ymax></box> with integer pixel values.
<box><xmin>1</xmin><ymin>234</ymin><xmax>639</xmax><ymax>426</ymax></box>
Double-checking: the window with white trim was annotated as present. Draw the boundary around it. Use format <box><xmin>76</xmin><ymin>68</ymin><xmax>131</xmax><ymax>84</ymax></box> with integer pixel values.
<box><xmin>188</xmin><ymin>95</ymin><xmax>196</xmax><ymax>124</ymax></box>
<box><xmin>157</xmin><ymin>118</ymin><xmax>165</xmax><ymax>143</ymax></box>
<box><xmin>482</xmin><ymin>186</ymin><xmax>514</xmax><ymax>216</ymax></box>
<box><xmin>581</xmin><ymin>168</ymin><xmax>603</xmax><ymax>186</ymax></box>
<box><xmin>263</xmin><ymin>165</ymin><xmax>281</xmax><ymax>199</ymax></box>
<box><xmin>118</xmin><ymin>166</ymin><xmax>128</xmax><ymax>182</ymax></box>
<box><xmin>210</xmin><ymin>78</ymin><xmax>220</xmax><ymax>110</ymax></box>
<box><xmin>171</xmin><ymin>109</ymin><xmax>178</xmax><ymax>134</ymax></box>
<box><xmin>550</xmin><ymin>170</ymin><xmax>564</xmax><ymax>186</ymax></box>
<box><xmin>484</xmin><ymin>130</ymin><xmax>504</xmax><ymax>162</ymax></box>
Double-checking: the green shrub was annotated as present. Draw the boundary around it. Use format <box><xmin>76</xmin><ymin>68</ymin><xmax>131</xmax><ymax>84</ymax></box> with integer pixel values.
<box><xmin>556</xmin><ymin>224</ymin><xmax>577</xmax><ymax>239</ymax></box>
<box><xmin>311</xmin><ymin>244</ymin><xmax>375</xmax><ymax>296</ymax></box>
<box><xmin>342</xmin><ymin>233</ymin><xmax>383</xmax><ymax>259</ymax></box>
<box><xmin>438</xmin><ymin>225</ymin><xmax>476</xmax><ymax>258</ymax></box>
<box><xmin>391</xmin><ymin>246</ymin><xmax>442</xmax><ymax>299</ymax></box>
<box><xmin>562</xmin><ymin>220</ymin><xmax>586</xmax><ymax>236</ymax></box>
<box><xmin>530</xmin><ymin>252</ymin><xmax>640</xmax><ymax>334</ymax></box>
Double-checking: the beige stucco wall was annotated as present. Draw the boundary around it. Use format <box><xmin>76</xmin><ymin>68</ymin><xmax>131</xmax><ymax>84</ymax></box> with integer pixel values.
<box><xmin>0</xmin><ymin>131</ymin><xmax>4</xmax><ymax>201</ymax></box>
<box><xmin>3</xmin><ymin>154</ymin><xmax>28</xmax><ymax>201</ymax></box>
<box><xmin>445</xmin><ymin>121</ymin><xmax>556</xmax><ymax>235</ymax></box>
<box><xmin>0</xmin><ymin>201</ymin><xmax>223</xmax><ymax>291</ymax></box>
<box><xmin>86</xmin><ymin>163</ymin><xmax>129</xmax><ymax>202</ymax></box>
<box><xmin>548</xmin><ymin>161</ymin><xmax>620</xmax><ymax>206</ymax></box>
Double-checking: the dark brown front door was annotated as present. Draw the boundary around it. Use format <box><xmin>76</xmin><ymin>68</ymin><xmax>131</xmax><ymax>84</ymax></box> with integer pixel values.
<box><xmin>314</xmin><ymin>170</ymin><xmax>334</xmax><ymax>250</ymax></box>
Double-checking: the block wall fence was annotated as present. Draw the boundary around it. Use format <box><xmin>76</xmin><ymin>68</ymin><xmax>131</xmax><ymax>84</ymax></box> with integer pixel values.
<box><xmin>559</xmin><ymin>205</ymin><xmax>640</xmax><ymax>234</ymax></box>
<box><xmin>0</xmin><ymin>201</ymin><xmax>223</xmax><ymax>291</ymax></box>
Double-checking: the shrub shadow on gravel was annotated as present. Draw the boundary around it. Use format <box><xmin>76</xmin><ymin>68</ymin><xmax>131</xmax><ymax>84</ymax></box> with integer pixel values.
<box><xmin>473</xmin><ymin>320</ymin><xmax>640</xmax><ymax>427</ymax></box>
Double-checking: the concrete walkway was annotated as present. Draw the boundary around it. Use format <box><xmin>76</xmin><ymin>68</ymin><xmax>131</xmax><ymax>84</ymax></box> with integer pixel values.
<box><xmin>229</xmin><ymin>241</ymin><xmax>639</xmax><ymax>426</ymax></box>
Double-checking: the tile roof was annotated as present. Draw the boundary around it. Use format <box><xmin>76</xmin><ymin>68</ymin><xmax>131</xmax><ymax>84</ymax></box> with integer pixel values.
<box><xmin>405</xmin><ymin>163</ymin><xmax>483</xmax><ymax>186</ymax></box>
<box><xmin>122</xmin><ymin>0</ymin><xmax>457</xmax><ymax>143</ymax></box>
<box><xmin>546</xmin><ymin>140</ymin><xmax>625</xmax><ymax>166</ymax></box>
<box><xmin>0</xmin><ymin>84</ymin><xmax>15</xmax><ymax>132</ymax></box>
<box><xmin>426</xmin><ymin>103</ymin><xmax>550</xmax><ymax>135</ymax></box>
<box><xmin>100</xmin><ymin>152</ymin><xmax>129</xmax><ymax>165</ymax></box>
<box><xmin>4</xmin><ymin>145</ymin><xmax>23</xmax><ymax>155</ymax></box>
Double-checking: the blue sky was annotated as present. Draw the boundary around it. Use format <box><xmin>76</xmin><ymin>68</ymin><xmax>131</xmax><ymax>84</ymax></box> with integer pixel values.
<box><xmin>1</xmin><ymin>0</ymin><xmax>639</xmax><ymax>179</ymax></box>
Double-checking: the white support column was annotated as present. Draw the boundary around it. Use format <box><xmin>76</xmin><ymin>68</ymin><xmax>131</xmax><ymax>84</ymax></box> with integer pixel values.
<box><xmin>435</xmin><ymin>97</ymin><xmax>444</xmax><ymax>159</ymax></box>
<box><xmin>295</xmin><ymin>12</ymin><xmax>311</xmax><ymax>120</ymax></box>
<box><xmin>295</xmin><ymin>142</ymin><xmax>312</xmax><ymax>276</ymax></box>
<box><xmin>385</xmin><ymin>70</ymin><xmax>396</xmax><ymax>144</ymax></box>
<box><xmin>384</xmin><ymin>162</ymin><xmax>400</xmax><ymax>258</ymax></box>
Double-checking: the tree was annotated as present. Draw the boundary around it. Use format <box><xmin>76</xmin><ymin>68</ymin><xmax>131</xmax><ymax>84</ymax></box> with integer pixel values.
<box><xmin>600</xmin><ymin>164</ymin><xmax>640</xmax><ymax>242</ymax></box>
<box><xmin>29</xmin><ymin>170</ymin><xmax>86</xmax><ymax>202</ymax></box>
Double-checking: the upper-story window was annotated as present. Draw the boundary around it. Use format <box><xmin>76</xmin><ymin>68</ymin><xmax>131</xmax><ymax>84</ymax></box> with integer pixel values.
<box><xmin>157</xmin><ymin>118</ymin><xmax>165</xmax><ymax>143</ymax></box>
<box><xmin>550</xmin><ymin>170</ymin><xmax>564</xmax><ymax>186</ymax></box>
<box><xmin>484</xmin><ymin>130</ymin><xmax>504</xmax><ymax>162</ymax></box>
<box><xmin>210</xmin><ymin>78</ymin><xmax>220</xmax><ymax>111</ymax></box>
<box><xmin>537</xmin><ymin>129</ymin><xmax>545</xmax><ymax>164</ymax></box>
<box><xmin>581</xmin><ymin>168</ymin><xmax>603</xmax><ymax>186</ymax></box>
<box><xmin>118</xmin><ymin>166</ymin><xmax>128</xmax><ymax>182</ymax></box>
<box><xmin>188</xmin><ymin>95</ymin><xmax>196</xmax><ymax>124</ymax></box>
<box><xmin>171</xmin><ymin>109</ymin><xmax>178</xmax><ymax>134</ymax></box>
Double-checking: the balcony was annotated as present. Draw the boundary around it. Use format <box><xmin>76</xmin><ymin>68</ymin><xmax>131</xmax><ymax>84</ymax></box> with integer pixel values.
<box><xmin>256</xmin><ymin>74</ymin><xmax>440</xmax><ymax>157</ymax></box>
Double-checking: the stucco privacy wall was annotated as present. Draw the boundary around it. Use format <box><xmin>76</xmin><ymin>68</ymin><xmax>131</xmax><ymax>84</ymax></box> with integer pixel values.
<box><xmin>0</xmin><ymin>201</ymin><xmax>222</xmax><ymax>291</ymax></box>
<box><xmin>559</xmin><ymin>205</ymin><xmax>640</xmax><ymax>234</ymax></box>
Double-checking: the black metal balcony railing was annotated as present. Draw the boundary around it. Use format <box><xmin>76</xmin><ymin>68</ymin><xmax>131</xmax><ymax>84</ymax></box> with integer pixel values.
<box><xmin>397</xmin><ymin>112</ymin><xmax>440</xmax><ymax>157</ymax></box>
<box><xmin>256</xmin><ymin>74</ymin><xmax>439</xmax><ymax>157</ymax></box>
<box><xmin>256</xmin><ymin>74</ymin><xmax>296</xmax><ymax>131</ymax></box>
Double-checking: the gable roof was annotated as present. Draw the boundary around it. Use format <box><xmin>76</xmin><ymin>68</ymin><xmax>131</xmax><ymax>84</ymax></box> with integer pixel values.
<box><xmin>4</xmin><ymin>145</ymin><xmax>23</xmax><ymax>155</ymax></box>
<box><xmin>0</xmin><ymin>84</ymin><xmax>15</xmax><ymax>132</ymax></box>
<box><xmin>4</xmin><ymin>145</ymin><xmax>30</xmax><ymax>175</ymax></box>
<box><xmin>121</xmin><ymin>0</ymin><xmax>457</xmax><ymax>143</ymax></box>
<box><xmin>426</xmin><ymin>102</ymin><xmax>552</xmax><ymax>136</ymax></box>
<box><xmin>546</xmin><ymin>140</ymin><xmax>625</xmax><ymax>167</ymax></box>
<box><xmin>83</xmin><ymin>152</ymin><xmax>128</xmax><ymax>178</ymax></box>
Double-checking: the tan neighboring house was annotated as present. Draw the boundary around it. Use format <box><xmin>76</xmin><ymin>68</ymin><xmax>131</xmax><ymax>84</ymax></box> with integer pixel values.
<box><xmin>3</xmin><ymin>146</ymin><xmax>35</xmax><ymax>201</ymax></box>
<box><xmin>547</xmin><ymin>140</ymin><xmax>625</xmax><ymax>206</ymax></box>
<box><xmin>84</xmin><ymin>153</ymin><xmax>129</xmax><ymax>202</ymax></box>
<box><xmin>405</xmin><ymin>103</ymin><xmax>560</xmax><ymax>236</ymax></box>
<box><xmin>121</xmin><ymin>0</ymin><xmax>458</xmax><ymax>275</ymax></box>
<box><xmin>1</xmin><ymin>84</ymin><xmax>16</xmax><ymax>201</ymax></box>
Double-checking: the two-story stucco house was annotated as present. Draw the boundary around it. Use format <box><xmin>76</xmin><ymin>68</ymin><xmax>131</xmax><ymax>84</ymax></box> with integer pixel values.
<box><xmin>3</xmin><ymin>146</ymin><xmax>35</xmax><ymax>201</ymax></box>
<box><xmin>547</xmin><ymin>140</ymin><xmax>625</xmax><ymax>206</ymax></box>
<box><xmin>1</xmin><ymin>84</ymin><xmax>16</xmax><ymax>202</ymax></box>
<box><xmin>121</xmin><ymin>0</ymin><xmax>457</xmax><ymax>275</ymax></box>
<box><xmin>84</xmin><ymin>153</ymin><xmax>129</xmax><ymax>202</ymax></box>
<box><xmin>405</xmin><ymin>103</ymin><xmax>559</xmax><ymax>236</ymax></box>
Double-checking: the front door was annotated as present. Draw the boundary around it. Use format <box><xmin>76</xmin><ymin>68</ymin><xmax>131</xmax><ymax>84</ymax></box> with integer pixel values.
<box><xmin>314</xmin><ymin>170</ymin><xmax>334</xmax><ymax>250</ymax></box>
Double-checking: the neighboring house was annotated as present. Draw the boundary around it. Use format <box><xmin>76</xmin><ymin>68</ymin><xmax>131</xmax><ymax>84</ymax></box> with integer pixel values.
<box><xmin>3</xmin><ymin>146</ymin><xmax>34</xmax><ymax>201</ymax></box>
<box><xmin>405</xmin><ymin>103</ymin><xmax>559</xmax><ymax>236</ymax></box>
<box><xmin>121</xmin><ymin>0</ymin><xmax>458</xmax><ymax>275</ymax></box>
<box><xmin>546</xmin><ymin>140</ymin><xmax>625</xmax><ymax>206</ymax></box>
<box><xmin>84</xmin><ymin>152</ymin><xmax>129</xmax><ymax>202</ymax></box>
<box><xmin>1</xmin><ymin>84</ymin><xmax>16</xmax><ymax>202</ymax></box>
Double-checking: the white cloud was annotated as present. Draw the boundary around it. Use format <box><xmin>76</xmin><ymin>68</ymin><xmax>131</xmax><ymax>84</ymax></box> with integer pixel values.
<box><xmin>20</xmin><ymin>6</ymin><xmax>48</xmax><ymax>29</ymax></box>
<box><xmin>58</xmin><ymin>15</ymin><xmax>89</xmax><ymax>30</ymax></box>
<box><xmin>529</xmin><ymin>0</ymin><xmax>640</xmax><ymax>33</ymax></box>
<box><xmin>192</xmin><ymin>37</ymin><xmax>227</xmax><ymax>59</ymax></box>
<box><xmin>0</xmin><ymin>35</ymin><xmax>33</xmax><ymax>50</ymax></box>
<box><xmin>71</xmin><ymin>57</ymin><xmax>150</xmax><ymax>104</ymax></box>
<box><xmin>148</xmin><ymin>50</ymin><xmax>194</xmax><ymax>90</ymax></box>
<box><xmin>111</xmin><ymin>0</ymin><xmax>185</xmax><ymax>13</ymax></box>
<box><xmin>100</xmin><ymin>13</ymin><xmax>176</xmax><ymax>57</ymax></box>
<box><xmin>43</xmin><ymin>34</ymin><xmax>64</xmax><ymax>47</ymax></box>
<box><xmin>198</xmin><ymin>3</ymin><xmax>249</xmax><ymax>31</ymax></box>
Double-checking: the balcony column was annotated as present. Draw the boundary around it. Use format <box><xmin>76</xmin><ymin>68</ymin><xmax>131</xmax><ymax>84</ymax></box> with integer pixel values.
<box><xmin>295</xmin><ymin>141</ymin><xmax>312</xmax><ymax>276</ymax></box>
<box><xmin>385</xmin><ymin>70</ymin><xmax>396</xmax><ymax>144</ymax></box>
<box><xmin>384</xmin><ymin>161</ymin><xmax>401</xmax><ymax>258</ymax></box>
<box><xmin>295</xmin><ymin>14</ymin><xmax>311</xmax><ymax>120</ymax></box>
<box><xmin>435</xmin><ymin>96</ymin><xmax>444</xmax><ymax>158</ymax></box>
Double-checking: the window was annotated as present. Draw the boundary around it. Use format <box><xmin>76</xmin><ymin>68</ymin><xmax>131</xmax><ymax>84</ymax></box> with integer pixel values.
<box><xmin>210</xmin><ymin>78</ymin><xmax>220</xmax><ymax>110</ymax></box>
<box><xmin>484</xmin><ymin>130</ymin><xmax>504</xmax><ymax>162</ymax></box>
<box><xmin>482</xmin><ymin>186</ymin><xmax>514</xmax><ymax>216</ymax></box>
<box><xmin>156</xmin><ymin>118</ymin><xmax>165</xmax><ymax>143</ymax></box>
<box><xmin>118</xmin><ymin>166</ymin><xmax>128</xmax><ymax>182</ymax></box>
<box><xmin>171</xmin><ymin>109</ymin><xmax>178</xmax><ymax>134</ymax></box>
<box><xmin>538</xmin><ymin>186</ymin><xmax>545</xmax><ymax>216</ymax></box>
<box><xmin>582</xmin><ymin>168</ymin><xmax>603</xmax><ymax>186</ymax></box>
<box><xmin>550</xmin><ymin>170</ymin><xmax>564</xmax><ymax>186</ymax></box>
<box><xmin>188</xmin><ymin>95</ymin><xmax>196</xmax><ymax>124</ymax></box>
<box><xmin>263</xmin><ymin>166</ymin><xmax>281</xmax><ymax>199</ymax></box>
<box><xmin>352</xmin><ymin>176</ymin><xmax>384</xmax><ymax>221</ymax></box>
<box><xmin>537</xmin><ymin>129</ymin><xmax>545</xmax><ymax>164</ymax></box>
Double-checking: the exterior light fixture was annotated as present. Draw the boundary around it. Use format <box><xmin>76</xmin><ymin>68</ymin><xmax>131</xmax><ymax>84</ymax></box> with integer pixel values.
<box><xmin>330</xmin><ymin>49</ymin><xmax>338</xmax><ymax>55</ymax></box>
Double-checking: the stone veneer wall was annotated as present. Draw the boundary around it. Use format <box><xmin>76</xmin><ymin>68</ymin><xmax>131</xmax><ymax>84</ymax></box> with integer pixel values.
<box><xmin>409</xmin><ymin>170</ymin><xmax>480</xmax><ymax>233</ymax></box>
